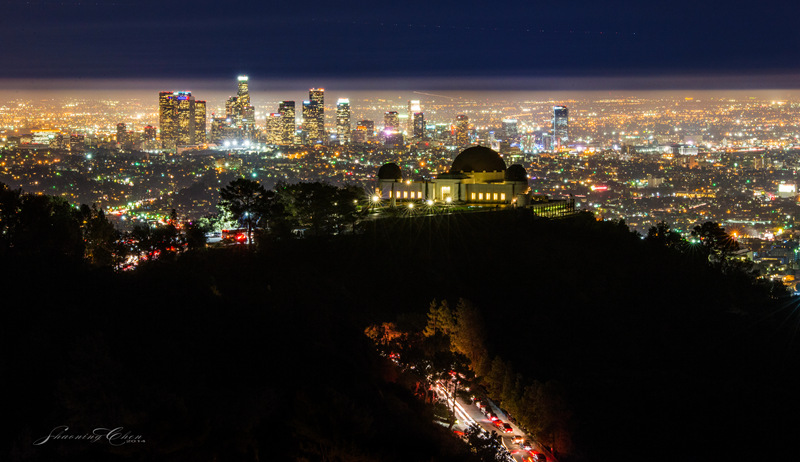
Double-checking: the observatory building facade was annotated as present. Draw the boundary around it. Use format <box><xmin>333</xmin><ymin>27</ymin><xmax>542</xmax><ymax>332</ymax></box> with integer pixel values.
<box><xmin>377</xmin><ymin>146</ymin><xmax>531</xmax><ymax>206</ymax></box>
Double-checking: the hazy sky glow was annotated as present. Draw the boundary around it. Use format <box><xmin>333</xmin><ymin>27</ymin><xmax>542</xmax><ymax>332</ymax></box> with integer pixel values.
<box><xmin>1</xmin><ymin>0</ymin><xmax>798</xmax><ymax>89</ymax></box>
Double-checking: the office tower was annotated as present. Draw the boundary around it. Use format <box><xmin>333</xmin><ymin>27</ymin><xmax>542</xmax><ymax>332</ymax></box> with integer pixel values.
<box><xmin>302</xmin><ymin>88</ymin><xmax>324</xmax><ymax>144</ymax></box>
<box><xmin>302</xmin><ymin>100</ymin><xmax>319</xmax><ymax>144</ymax></box>
<box><xmin>407</xmin><ymin>100</ymin><xmax>421</xmax><ymax>134</ymax></box>
<box><xmin>455</xmin><ymin>114</ymin><xmax>469</xmax><ymax>146</ymax></box>
<box><xmin>143</xmin><ymin>125</ymin><xmax>156</xmax><ymax>141</ymax></box>
<box><xmin>266</xmin><ymin>113</ymin><xmax>283</xmax><ymax>145</ymax></box>
<box><xmin>238</xmin><ymin>76</ymin><xmax>255</xmax><ymax>136</ymax></box>
<box><xmin>352</xmin><ymin>125</ymin><xmax>367</xmax><ymax>143</ymax></box>
<box><xmin>158</xmin><ymin>91</ymin><xmax>177</xmax><ymax>144</ymax></box>
<box><xmin>413</xmin><ymin>112</ymin><xmax>425</xmax><ymax>139</ymax></box>
<box><xmin>541</xmin><ymin>133</ymin><xmax>553</xmax><ymax>151</ymax></box>
<box><xmin>278</xmin><ymin>100</ymin><xmax>296</xmax><ymax>145</ymax></box>
<box><xmin>175</xmin><ymin>92</ymin><xmax>195</xmax><ymax>146</ymax></box>
<box><xmin>222</xmin><ymin>76</ymin><xmax>255</xmax><ymax>141</ymax></box>
<box><xmin>237</xmin><ymin>75</ymin><xmax>250</xmax><ymax>108</ymax></box>
<box><xmin>159</xmin><ymin>90</ymin><xmax>205</xmax><ymax>146</ymax></box>
<box><xmin>309</xmin><ymin>87</ymin><xmax>324</xmax><ymax>124</ymax></box>
<box><xmin>116</xmin><ymin>123</ymin><xmax>126</xmax><ymax>145</ymax></box>
<box><xmin>502</xmin><ymin>119</ymin><xmax>518</xmax><ymax>140</ymax></box>
<box><xmin>194</xmin><ymin>100</ymin><xmax>206</xmax><ymax>143</ymax></box>
<box><xmin>236</xmin><ymin>76</ymin><xmax>254</xmax><ymax>134</ymax></box>
<box><xmin>359</xmin><ymin>120</ymin><xmax>374</xmax><ymax>141</ymax></box>
<box><xmin>336</xmin><ymin>98</ymin><xmax>351</xmax><ymax>145</ymax></box>
<box><xmin>210</xmin><ymin>116</ymin><xmax>229</xmax><ymax>144</ymax></box>
<box><xmin>384</xmin><ymin>111</ymin><xmax>400</xmax><ymax>131</ymax></box>
<box><xmin>225</xmin><ymin>96</ymin><xmax>237</xmax><ymax>117</ymax></box>
<box><xmin>553</xmin><ymin>105</ymin><xmax>568</xmax><ymax>148</ymax></box>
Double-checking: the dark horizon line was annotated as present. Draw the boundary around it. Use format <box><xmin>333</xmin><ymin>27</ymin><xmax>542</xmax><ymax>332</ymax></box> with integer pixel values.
<box><xmin>1</xmin><ymin>71</ymin><xmax>800</xmax><ymax>93</ymax></box>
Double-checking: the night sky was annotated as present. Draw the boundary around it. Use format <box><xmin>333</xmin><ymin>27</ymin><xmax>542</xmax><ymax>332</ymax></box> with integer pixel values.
<box><xmin>2</xmin><ymin>0</ymin><xmax>799</xmax><ymax>89</ymax></box>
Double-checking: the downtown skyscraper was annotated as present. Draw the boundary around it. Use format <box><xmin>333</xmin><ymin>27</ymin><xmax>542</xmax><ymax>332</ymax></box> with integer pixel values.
<box><xmin>407</xmin><ymin>100</ymin><xmax>421</xmax><ymax>134</ymax></box>
<box><xmin>303</xmin><ymin>88</ymin><xmax>325</xmax><ymax>144</ymax></box>
<box><xmin>278</xmin><ymin>100</ymin><xmax>296</xmax><ymax>145</ymax></box>
<box><xmin>553</xmin><ymin>105</ymin><xmax>569</xmax><ymax>148</ymax></box>
<box><xmin>384</xmin><ymin>111</ymin><xmax>400</xmax><ymax>131</ymax></box>
<box><xmin>224</xmin><ymin>76</ymin><xmax>256</xmax><ymax>140</ymax></box>
<box><xmin>158</xmin><ymin>91</ymin><xmax>206</xmax><ymax>148</ymax></box>
<box><xmin>336</xmin><ymin>98</ymin><xmax>351</xmax><ymax>145</ymax></box>
<box><xmin>455</xmin><ymin>114</ymin><xmax>469</xmax><ymax>146</ymax></box>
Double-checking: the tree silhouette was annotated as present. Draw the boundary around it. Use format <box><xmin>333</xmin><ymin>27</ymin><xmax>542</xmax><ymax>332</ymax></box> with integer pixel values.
<box><xmin>78</xmin><ymin>204</ymin><xmax>119</xmax><ymax>267</ymax></box>
<box><xmin>271</xmin><ymin>182</ymin><xmax>364</xmax><ymax>238</ymax></box>
<box><xmin>1</xmin><ymin>188</ymin><xmax>84</xmax><ymax>261</ymax></box>
<box><xmin>219</xmin><ymin>178</ymin><xmax>272</xmax><ymax>245</ymax></box>
<box><xmin>185</xmin><ymin>221</ymin><xmax>209</xmax><ymax>250</ymax></box>
<box><xmin>0</xmin><ymin>182</ymin><xmax>22</xmax><ymax>257</ymax></box>
<box><xmin>451</xmin><ymin>298</ymin><xmax>490</xmax><ymax>375</ymax></box>
<box><xmin>646</xmin><ymin>221</ymin><xmax>685</xmax><ymax>249</ymax></box>
<box><xmin>692</xmin><ymin>221</ymin><xmax>739</xmax><ymax>258</ymax></box>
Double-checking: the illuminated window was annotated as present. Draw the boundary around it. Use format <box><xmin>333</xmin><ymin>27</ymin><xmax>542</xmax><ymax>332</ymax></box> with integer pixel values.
<box><xmin>500</xmin><ymin>193</ymin><xmax>506</xmax><ymax>201</ymax></box>
<box><xmin>389</xmin><ymin>190</ymin><xmax>392</xmax><ymax>198</ymax></box>
<box><xmin>441</xmin><ymin>186</ymin><xmax>451</xmax><ymax>198</ymax></box>
<box><xmin>417</xmin><ymin>191</ymin><xmax>422</xmax><ymax>198</ymax></box>
<box><xmin>471</xmin><ymin>192</ymin><xmax>476</xmax><ymax>200</ymax></box>
<box><xmin>493</xmin><ymin>193</ymin><xmax>498</xmax><ymax>201</ymax></box>
<box><xmin>403</xmin><ymin>191</ymin><xmax>408</xmax><ymax>198</ymax></box>
<box><xmin>478</xmin><ymin>193</ymin><xmax>483</xmax><ymax>200</ymax></box>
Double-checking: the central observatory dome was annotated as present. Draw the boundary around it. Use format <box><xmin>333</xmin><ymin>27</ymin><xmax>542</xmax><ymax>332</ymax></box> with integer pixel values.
<box><xmin>450</xmin><ymin>146</ymin><xmax>506</xmax><ymax>173</ymax></box>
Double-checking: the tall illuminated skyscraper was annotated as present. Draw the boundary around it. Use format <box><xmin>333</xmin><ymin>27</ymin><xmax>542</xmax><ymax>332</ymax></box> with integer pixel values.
<box><xmin>237</xmin><ymin>76</ymin><xmax>250</xmax><ymax>108</ymax></box>
<box><xmin>266</xmin><ymin>113</ymin><xmax>283</xmax><ymax>145</ymax></box>
<box><xmin>194</xmin><ymin>100</ymin><xmax>206</xmax><ymax>143</ymax></box>
<box><xmin>159</xmin><ymin>90</ymin><xmax>204</xmax><ymax>147</ymax></box>
<box><xmin>223</xmin><ymin>76</ymin><xmax>255</xmax><ymax>141</ymax></box>
<box><xmin>413</xmin><ymin>112</ymin><xmax>425</xmax><ymax>139</ymax></box>
<box><xmin>278</xmin><ymin>101</ymin><xmax>296</xmax><ymax>145</ymax></box>
<box><xmin>303</xmin><ymin>88</ymin><xmax>325</xmax><ymax>144</ymax></box>
<box><xmin>384</xmin><ymin>111</ymin><xmax>400</xmax><ymax>131</ymax></box>
<box><xmin>357</xmin><ymin>120</ymin><xmax>374</xmax><ymax>143</ymax></box>
<box><xmin>176</xmin><ymin>92</ymin><xmax>195</xmax><ymax>146</ymax></box>
<box><xmin>159</xmin><ymin>91</ymin><xmax>177</xmax><ymax>144</ymax></box>
<box><xmin>237</xmin><ymin>76</ymin><xmax>255</xmax><ymax>135</ymax></box>
<box><xmin>116</xmin><ymin>123</ymin><xmax>126</xmax><ymax>145</ymax></box>
<box><xmin>553</xmin><ymin>105</ymin><xmax>568</xmax><ymax>148</ymax></box>
<box><xmin>336</xmin><ymin>98</ymin><xmax>351</xmax><ymax>145</ymax></box>
<box><xmin>407</xmin><ymin>100</ymin><xmax>421</xmax><ymax>134</ymax></box>
<box><xmin>302</xmin><ymin>100</ymin><xmax>319</xmax><ymax>144</ymax></box>
<box><xmin>455</xmin><ymin>114</ymin><xmax>469</xmax><ymax>146</ymax></box>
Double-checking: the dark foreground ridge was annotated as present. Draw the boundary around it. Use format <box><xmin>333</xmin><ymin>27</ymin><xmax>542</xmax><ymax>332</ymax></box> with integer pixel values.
<box><xmin>3</xmin><ymin>210</ymin><xmax>799</xmax><ymax>461</ymax></box>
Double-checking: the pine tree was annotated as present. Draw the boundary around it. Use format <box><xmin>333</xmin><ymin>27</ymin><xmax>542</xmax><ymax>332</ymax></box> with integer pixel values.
<box><xmin>451</xmin><ymin>298</ymin><xmax>489</xmax><ymax>375</ymax></box>
<box><xmin>423</xmin><ymin>299</ymin><xmax>456</xmax><ymax>337</ymax></box>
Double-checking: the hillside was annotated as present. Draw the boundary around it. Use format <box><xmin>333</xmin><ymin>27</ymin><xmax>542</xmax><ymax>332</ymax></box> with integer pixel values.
<box><xmin>3</xmin><ymin>209</ymin><xmax>798</xmax><ymax>461</ymax></box>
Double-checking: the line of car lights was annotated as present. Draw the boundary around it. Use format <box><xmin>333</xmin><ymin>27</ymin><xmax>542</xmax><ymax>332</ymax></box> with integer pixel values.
<box><xmin>434</xmin><ymin>382</ymin><xmax>477</xmax><ymax>427</ymax></box>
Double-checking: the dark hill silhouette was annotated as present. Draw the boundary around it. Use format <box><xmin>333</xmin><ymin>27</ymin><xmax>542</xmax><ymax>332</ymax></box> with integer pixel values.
<box><xmin>2</xmin><ymin>209</ymin><xmax>798</xmax><ymax>461</ymax></box>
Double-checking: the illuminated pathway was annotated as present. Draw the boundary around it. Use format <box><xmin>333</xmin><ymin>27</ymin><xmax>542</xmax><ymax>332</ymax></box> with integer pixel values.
<box><xmin>435</xmin><ymin>381</ymin><xmax>553</xmax><ymax>462</ymax></box>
